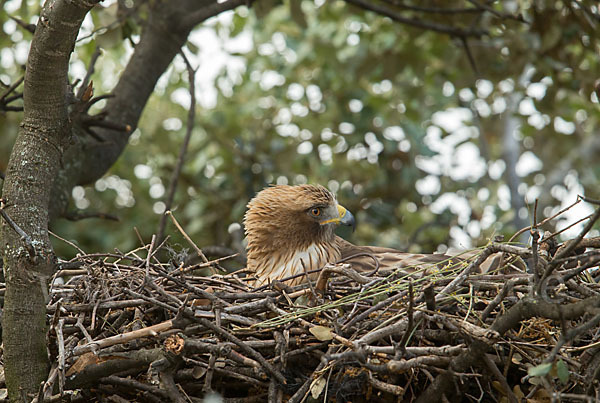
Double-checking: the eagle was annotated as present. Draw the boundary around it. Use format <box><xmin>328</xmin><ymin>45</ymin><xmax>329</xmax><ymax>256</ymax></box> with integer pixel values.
<box><xmin>244</xmin><ymin>184</ymin><xmax>456</xmax><ymax>287</ymax></box>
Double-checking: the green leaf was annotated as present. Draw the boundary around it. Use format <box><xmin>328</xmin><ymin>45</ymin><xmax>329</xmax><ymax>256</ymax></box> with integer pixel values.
<box><xmin>556</xmin><ymin>359</ymin><xmax>569</xmax><ymax>384</ymax></box>
<box><xmin>186</xmin><ymin>41</ymin><xmax>199</xmax><ymax>55</ymax></box>
<box><xmin>528</xmin><ymin>362</ymin><xmax>553</xmax><ymax>377</ymax></box>
<box><xmin>372</xmin><ymin>293</ymin><xmax>387</xmax><ymax>305</ymax></box>
<box><xmin>294</xmin><ymin>294</ymin><xmax>310</xmax><ymax>307</ymax></box>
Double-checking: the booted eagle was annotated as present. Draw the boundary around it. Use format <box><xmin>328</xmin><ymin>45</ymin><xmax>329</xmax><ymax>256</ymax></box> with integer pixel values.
<box><xmin>244</xmin><ymin>184</ymin><xmax>454</xmax><ymax>287</ymax></box>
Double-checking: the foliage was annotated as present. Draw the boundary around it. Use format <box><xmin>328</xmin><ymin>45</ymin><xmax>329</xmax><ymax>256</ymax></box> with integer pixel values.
<box><xmin>1</xmin><ymin>0</ymin><xmax>599</xmax><ymax>261</ymax></box>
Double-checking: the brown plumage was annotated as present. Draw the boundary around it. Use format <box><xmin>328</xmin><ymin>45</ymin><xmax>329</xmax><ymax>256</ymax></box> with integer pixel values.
<box><xmin>244</xmin><ymin>184</ymin><xmax>456</xmax><ymax>287</ymax></box>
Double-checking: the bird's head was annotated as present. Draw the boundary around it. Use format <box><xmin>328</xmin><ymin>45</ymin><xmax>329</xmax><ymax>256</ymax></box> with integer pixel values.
<box><xmin>244</xmin><ymin>184</ymin><xmax>355</xmax><ymax>253</ymax></box>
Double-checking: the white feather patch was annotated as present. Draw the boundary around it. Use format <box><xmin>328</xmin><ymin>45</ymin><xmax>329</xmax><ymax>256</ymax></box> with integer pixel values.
<box><xmin>255</xmin><ymin>243</ymin><xmax>337</xmax><ymax>286</ymax></box>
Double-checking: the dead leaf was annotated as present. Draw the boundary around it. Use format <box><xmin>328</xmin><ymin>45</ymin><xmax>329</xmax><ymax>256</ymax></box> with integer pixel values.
<box><xmin>309</xmin><ymin>325</ymin><xmax>334</xmax><ymax>341</ymax></box>
<box><xmin>492</xmin><ymin>380</ymin><xmax>505</xmax><ymax>395</ymax></box>
<box><xmin>164</xmin><ymin>334</ymin><xmax>184</xmax><ymax>354</ymax></box>
<box><xmin>191</xmin><ymin>298</ymin><xmax>211</xmax><ymax>307</ymax></box>
<box><xmin>192</xmin><ymin>366</ymin><xmax>207</xmax><ymax>379</ymax></box>
<box><xmin>528</xmin><ymin>387</ymin><xmax>551</xmax><ymax>402</ymax></box>
<box><xmin>82</xmin><ymin>81</ymin><xmax>94</xmax><ymax>102</ymax></box>
<box><xmin>513</xmin><ymin>385</ymin><xmax>525</xmax><ymax>399</ymax></box>
<box><xmin>310</xmin><ymin>375</ymin><xmax>326</xmax><ymax>399</ymax></box>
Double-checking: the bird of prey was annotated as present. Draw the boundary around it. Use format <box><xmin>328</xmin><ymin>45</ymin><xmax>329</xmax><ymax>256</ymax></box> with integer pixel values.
<box><xmin>244</xmin><ymin>184</ymin><xmax>456</xmax><ymax>287</ymax></box>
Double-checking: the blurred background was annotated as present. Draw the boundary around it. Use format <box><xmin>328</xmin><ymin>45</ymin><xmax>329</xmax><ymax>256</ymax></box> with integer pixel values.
<box><xmin>1</xmin><ymin>0</ymin><xmax>599</xmax><ymax>263</ymax></box>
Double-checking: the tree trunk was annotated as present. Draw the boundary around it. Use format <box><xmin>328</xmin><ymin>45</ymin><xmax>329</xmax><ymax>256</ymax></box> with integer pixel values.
<box><xmin>0</xmin><ymin>0</ymin><xmax>96</xmax><ymax>400</ymax></box>
<box><xmin>48</xmin><ymin>0</ymin><xmax>245</xmax><ymax>220</ymax></box>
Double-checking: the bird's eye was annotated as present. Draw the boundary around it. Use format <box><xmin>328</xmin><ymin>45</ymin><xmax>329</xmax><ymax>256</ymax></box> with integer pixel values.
<box><xmin>310</xmin><ymin>207</ymin><xmax>321</xmax><ymax>217</ymax></box>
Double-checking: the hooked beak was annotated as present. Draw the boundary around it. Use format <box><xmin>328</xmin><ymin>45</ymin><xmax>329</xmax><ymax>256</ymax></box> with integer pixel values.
<box><xmin>337</xmin><ymin>205</ymin><xmax>356</xmax><ymax>231</ymax></box>
<box><xmin>320</xmin><ymin>205</ymin><xmax>356</xmax><ymax>231</ymax></box>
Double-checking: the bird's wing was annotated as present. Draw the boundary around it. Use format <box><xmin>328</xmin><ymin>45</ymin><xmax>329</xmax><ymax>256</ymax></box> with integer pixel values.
<box><xmin>335</xmin><ymin>236</ymin><xmax>462</xmax><ymax>274</ymax></box>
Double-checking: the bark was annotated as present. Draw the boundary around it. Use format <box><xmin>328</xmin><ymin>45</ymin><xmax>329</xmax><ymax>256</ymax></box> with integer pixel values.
<box><xmin>49</xmin><ymin>0</ymin><xmax>248</xmax><ymax>220</ymax></box>
<box><xmin>1</xmin><ymin>1</ymin><xmax>247</xmax><ymax>399</ymax></box>
<box><xmin>0</xmin><ymin>0</ymin><xmax>98</xmax><ymax>400</ymax></box>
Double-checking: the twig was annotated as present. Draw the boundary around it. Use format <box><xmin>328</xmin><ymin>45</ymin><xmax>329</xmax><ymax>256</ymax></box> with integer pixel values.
<box><xmin>0</xmin><ymin>198</ymin><xmax>35</xmax><ymax>256</ymax></box>
<box><xmin>541</xmin><ymin>207</ymin><xmax>600</xmax><ymax>283</ymax></box>
<box><xmin>481</xmin><ymin>278</ymin><xmax>517</xmax><ymax>322</ymax></box>
<box><xmin>460</xmin><ymin>36</ymin><xmax>479</xmax><ymax>76</ymax></box>
<box><xmin>76</xmin><ymin>46</ymin><xmax>102</xmax><ymax>100</ymax></box>
<box><xmin>203</xmin><ymin>349</ymin><xmax>217</xmax><ymax>392</ymax></box>
<box><xmin>39</xmin><ymin>366</ymin><xmax>59</xmax><ymax>403</ymax></box>
<box><xmin>397</xmin><ymin>281</ymin><xmax>414</xmax><ymax>358</ymax></box>
<box><xmin>368</xmin><ymin>371</ymin><xmax>405</xmax><ymax>395</ymax></box>
<box><xmin>75</xmin><ymin>0</ymin><xmax>144</xmax><ymax>43</ymax></box>
<box><xmin>531</xmin><ymin>227</ymin><xmax>541</xmax><ymax>287</ymax></box>
<box><xmin>159</xmin><ymin>370</ymin><xmax>187</xmax><ymax>403</ymax></box>
<box><xmin>482</xmin><ymin>353</ymin><xmax>518</xmax><ymax>403</ymax></box>
<box><xmin>542</xmin><ymin>212</ymin><xmax>596</xmax><ymax>244</ymax></box>
<box><xmin>301</xmin><ymin>258</ymin><xmax>319</xmax><ymax>298</ymax></box>
<box><xmin>47</xmin><ymin>299</ymin><xmax>149</xmax><ymax>313</ymax></box>
<box><xmin>177</xmin><ymin>253</ymin><xmax>240</xmax><ymax>274</ymax></box>
<box><xmin>76</xmin><ymin>313</ymin><xmax>94</xmax><ymax>344</ymax></box>
<box><xmin>0</xmin><ymin>75</ymin><xmax>24</xmax><ymax>101</ymax></box>
<box><xmin>63</xmin><ymin>211</ymin><xmax>119</xmax><ymax>222</ymax></box>
<box><xmin>547</xmin><ymin>313</ymin><xmax>600</xmax><ymax>365</ymax></box>
<box><xmin>156</xmin><ymin>49</ymin><xmax>197</xmax><ymax>243</ymax></box>
<box><xmin>437</xmin><ymin>243</ymin><xmax>530</xmax><ymax>300</ymax></box>
<box><xmin>562</xmin><ymin>256</ymin><xmax>600</xmax><ymax>283</ymax></box>
<box><xmin>580</xmin><ymin>195</ymin><xmax>600</xmax><ymax>205</ymax></box>
<box><xmin>508</xmin><ymin>197</ymin><xmax>582</xmax><ymax>243</ymax></box>
<box><xmin>100</xmin><ymin>376</ymin><xmax>170</xmax><ymax>400</ymax></box>
<box><xmin>49</xmin><ymin>230</ymin><xmax>86</xmax><ymax>255</ymax></box>
<box><xmin>378</xmin><ymin>1</ymin><xmax>483</xmax><ymax>14</ymax></box>
<box><xmin>0</xmin><ymin>72</ymin><xmax>24</xmax><ymax>111</ymax></box>
<box><xmin>73</xmin><ymin>319</ymin><xmax>178</xmax><ymax>356</ymax></box>
<box><xmin>57</xmin><ymin>319</ymin><xmax>66</xmax><ymax>394</ymax></box>
<box><xmin>288</xmin><ymin>347</ymin><xmax>335</xmax><ymax>403</ymax></box>
<box><xmin>343</xmin><ymin>289</ymin><xmax>407</xmax><ymax>330</ymax></box>
<box><xmin>467</xmin><ymin>0</ymin><xmax>525</xmax><ymax>21</ymax></box>
<box><xmin>166</xmin><ymin>211</ymin><xmax>209</xmax><ymax>263</ymax></box>
<box><xmin>193</xmin><ymin>316</ymin><xmax>287</xmax><ymax>385</ymax></box>
<box><xmin>344</xmin><ymin>0</ymin><xmax>487</xmax><ymax>37</ymax></box>
<box><xmin>145</xmin><ymin>234</ymin><xmax>156</xmax><ymax>278</ymax></box>
<box><xmin>153</xmin><ymin>265</ymin><xmax>232</xmax><ymax>307</ymax></box>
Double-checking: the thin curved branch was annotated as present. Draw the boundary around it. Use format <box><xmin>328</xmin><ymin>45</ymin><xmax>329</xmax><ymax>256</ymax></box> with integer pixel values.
<box><xmin>344</xmin><ymin>0</ymin><xmax>487</xmax><ymax>37</ymax></box>
<box><xmin>156</xmin><ymin>51</ymin><xmax>196</xmax><ymax>242</ymax></box>
<box><xmin>181</xmin><ymin>0</ymin><xmax>253</xmax><ymax>28</ymax></box>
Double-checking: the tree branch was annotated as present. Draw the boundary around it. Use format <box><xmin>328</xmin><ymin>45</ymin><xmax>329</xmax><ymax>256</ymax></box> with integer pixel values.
<box><xmin>344</xmin><ymin>0</ymin><xmax>487</xmax><ymax>37</ymax></box>
<box><xmin>181</xmin><ymin>0</ymin><xmax>252</xmax><ymax>28</ymax></box>
<box><xmin>156</xmin><ymin>51</ymin><xmax>197</xmax><ymax>242</ymax></box>
<box><xmin>50</xmin><ymin>0</ymin><xmax>250</xmax><ymax>220</ymax></box>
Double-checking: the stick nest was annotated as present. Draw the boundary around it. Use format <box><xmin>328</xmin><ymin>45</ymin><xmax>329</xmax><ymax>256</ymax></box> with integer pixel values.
<box><xmin>11</xmin><ymin>222</ymin><xmax>600</xmax><ymax>402</ymax></box>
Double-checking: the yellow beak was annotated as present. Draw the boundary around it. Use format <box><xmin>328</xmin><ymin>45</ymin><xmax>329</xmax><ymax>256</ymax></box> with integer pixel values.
<box><xmin>320</xmin><ymin>205</ymin><xmax>356</xmax><ymax>230</ymax></box>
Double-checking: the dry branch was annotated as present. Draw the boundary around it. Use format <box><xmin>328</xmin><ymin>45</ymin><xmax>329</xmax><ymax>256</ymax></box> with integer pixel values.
<box><xmin>6</xmin><ymin>205</ymin><xmax>600</xmax><ymax>401</ymax></box>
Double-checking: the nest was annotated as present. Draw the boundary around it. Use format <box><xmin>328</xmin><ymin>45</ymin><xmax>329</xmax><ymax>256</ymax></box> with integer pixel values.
<box><xmin>10</xmin><ymin>207</ymin><xmax>600</xmax><ymax>402</ymax></box>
